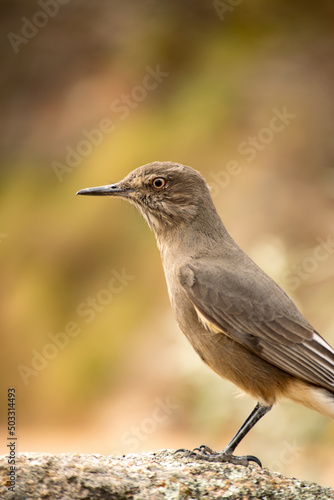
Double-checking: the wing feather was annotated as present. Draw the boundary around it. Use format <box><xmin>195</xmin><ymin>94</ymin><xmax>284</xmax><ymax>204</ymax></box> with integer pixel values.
<box><xmin>179</xmin><ymin>261</ymin><xmax>334</xmax><ymax>391</ymax></box>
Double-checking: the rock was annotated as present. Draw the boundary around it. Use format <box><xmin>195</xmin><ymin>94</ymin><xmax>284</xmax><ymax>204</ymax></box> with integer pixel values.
<box><xmin>0</xmin><ymin>450</ymin><xmax>333</xmax><ymax>499</ymax></box>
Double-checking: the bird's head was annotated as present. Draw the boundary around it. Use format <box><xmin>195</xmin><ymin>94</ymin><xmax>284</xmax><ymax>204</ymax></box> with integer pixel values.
<box><xmin>76</xmin><ymin>162</ymin><xmax>214</xmax><ymax>235</ymax></box>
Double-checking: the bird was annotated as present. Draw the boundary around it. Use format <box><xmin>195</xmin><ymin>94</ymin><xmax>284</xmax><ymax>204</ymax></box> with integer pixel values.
<box><xmin>77</xmin><ymin>161</ymin><xmax>334</xmax><ymax>466</ymax></box>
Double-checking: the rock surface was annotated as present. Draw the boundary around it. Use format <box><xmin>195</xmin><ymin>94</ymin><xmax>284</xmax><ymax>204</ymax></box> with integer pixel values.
<box><xmin>1</xmin><ymin>450</ymin><xmax>333</xmax><ymax>499</ymax></box>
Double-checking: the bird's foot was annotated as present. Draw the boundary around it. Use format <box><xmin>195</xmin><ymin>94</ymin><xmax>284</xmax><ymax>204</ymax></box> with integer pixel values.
<box><xmin>174</xmin><ymin>444</ymin><xmax>262</xmax><ymax>467</ymax></box>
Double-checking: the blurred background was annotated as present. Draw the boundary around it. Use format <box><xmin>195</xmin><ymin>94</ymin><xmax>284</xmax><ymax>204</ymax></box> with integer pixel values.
<box><xmin>1</xmin><ymin>0</ymin><xmax>334</xmax><ymax>488</ymax></box>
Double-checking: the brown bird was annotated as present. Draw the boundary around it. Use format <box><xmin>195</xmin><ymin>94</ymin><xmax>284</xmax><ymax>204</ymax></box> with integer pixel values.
<box><xmin>77</xmin><ymin>161</ymin><xmax>334</xmax><ymax>466</ymax></box>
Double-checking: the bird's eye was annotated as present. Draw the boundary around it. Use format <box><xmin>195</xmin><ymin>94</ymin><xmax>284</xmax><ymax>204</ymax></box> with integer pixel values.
<box><xmin>152</xmin><ymin>177</ymin><xmax>166</xmax><ymax>190</ymax></box>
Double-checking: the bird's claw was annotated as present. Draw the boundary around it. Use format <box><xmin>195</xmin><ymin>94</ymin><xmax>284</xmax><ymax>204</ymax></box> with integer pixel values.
<box><xmin>192</xmin><ymin>444</ymin><xmax>214</xmax><ymax>455</ymax></box>
<box><xmin>174</xmin><ymin>445</ymin><xmax>262</xmax><ymax>467</ymax></box>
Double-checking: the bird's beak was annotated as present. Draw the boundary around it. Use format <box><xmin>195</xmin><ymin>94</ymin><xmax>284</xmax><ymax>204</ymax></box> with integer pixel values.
<box><xmin>76</xmin><ymin>183</ymin><xmax>131</xmax><ymax>197</ymax></box>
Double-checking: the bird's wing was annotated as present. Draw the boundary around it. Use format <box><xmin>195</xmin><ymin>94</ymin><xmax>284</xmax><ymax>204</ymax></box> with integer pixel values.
<box><xmin>179</xmin><ymin>261</ymin><xmax>334</xmax><ymax>391</ymax></box>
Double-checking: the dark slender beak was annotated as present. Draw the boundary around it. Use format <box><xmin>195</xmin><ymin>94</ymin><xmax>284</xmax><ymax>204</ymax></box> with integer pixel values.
<box><xmin>76</xmin><ymin>183</ymin><xmax>131</xmax><ymax>197</ymax></box>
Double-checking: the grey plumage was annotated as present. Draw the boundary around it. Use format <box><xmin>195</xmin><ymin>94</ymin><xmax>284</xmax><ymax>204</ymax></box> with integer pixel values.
<box><xmin>179</xmin><ymin>260</ymin><xmax>334</xmax><ymax>391</ymax></box>
<box><xmin>77</xmin><ymin>161</ymin><xmax>334</xmax><ymax>465</ymax></box>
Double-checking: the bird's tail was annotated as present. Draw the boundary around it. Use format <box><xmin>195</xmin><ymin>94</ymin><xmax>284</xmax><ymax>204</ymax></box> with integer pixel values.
<box><xmin>284</xmin><ymin>379</ymin><xmax>334</xmax><ymax>418</ymax></box>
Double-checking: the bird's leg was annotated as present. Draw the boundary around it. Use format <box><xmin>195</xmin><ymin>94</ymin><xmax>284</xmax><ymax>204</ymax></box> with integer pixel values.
<box><xmin>175</xmin><ymin>402</ymin><xmax>272</xmax><ymax>467</ymax></box>
<box><xmin>220</xmin><ymin>402</ymin><xmax>273</xmax><ymax>456</ymax></box>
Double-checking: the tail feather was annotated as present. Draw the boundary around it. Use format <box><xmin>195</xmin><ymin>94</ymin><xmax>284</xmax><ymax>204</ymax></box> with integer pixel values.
<box><xmin>284</xmin><ymin>379</ymin><xmax>334</xmax><ymax>419</ymax></box>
